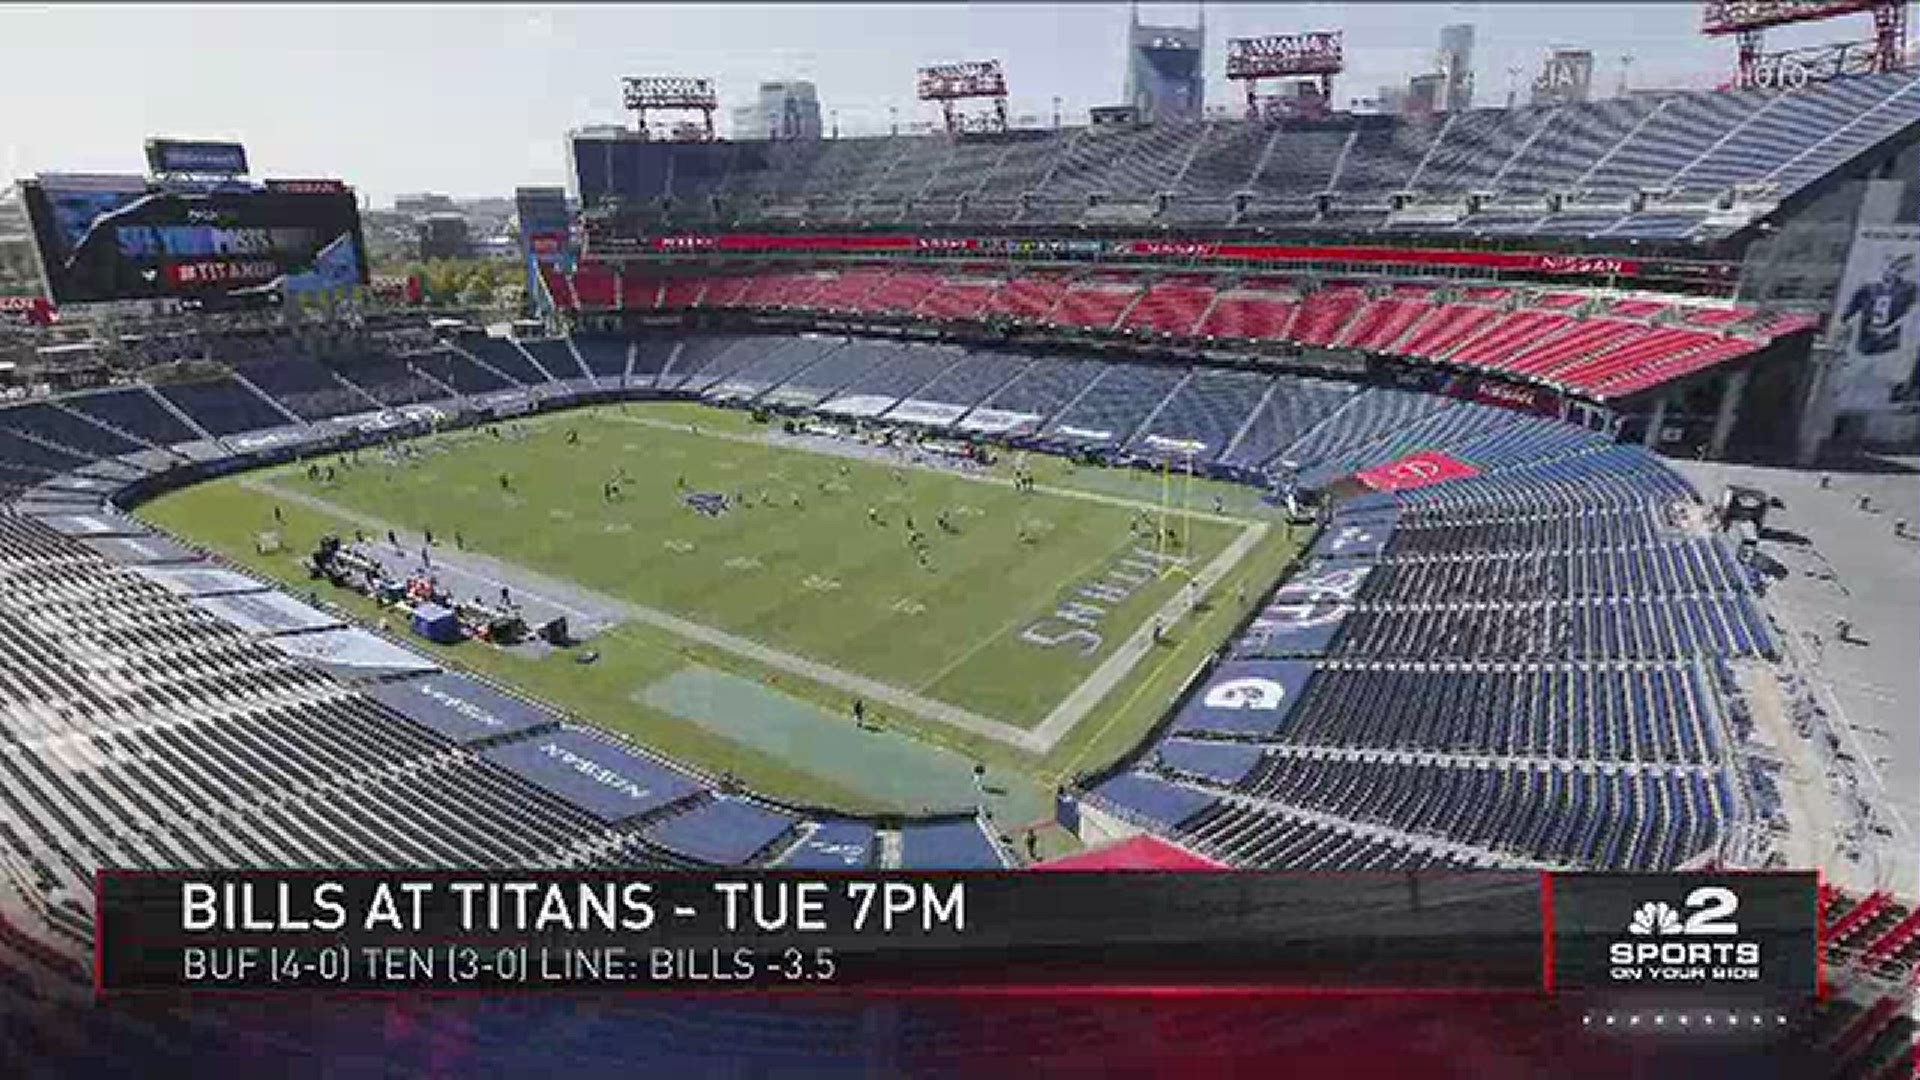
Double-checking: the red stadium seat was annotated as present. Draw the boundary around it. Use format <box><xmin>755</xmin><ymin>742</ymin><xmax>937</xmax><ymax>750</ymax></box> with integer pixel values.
<box><xmin>1448</xmin><ymin>310</ymin><xmax>1577</xmax><ymax>370</ymax></box>
<box><xmin>1337</xmin><ymin>296</ymin><xmax>1435</xmax><ymax>352</ymax></box>
<box><xmin>1054</xmin><ymin>282</ymin><xmax>1144</xmax><ymax>330</ymax></box>
<box><xmin>1288</xmin><ymin>287</ymin><xmax>1368</xmax><ymax>347</ymax></box>
<box><xmin>807</xmin><ymin>268</ymin><xmax>892</xmax><ymax>312</ymax></box>
<box><xmin>618</xmin><ymin>267</ymin><xmax>663</xmax><ymax>311</ymax></box>
<box><xmin>913</xmin><ymin>277</ymin><xmax>998</xmax><ymax>320</ymax></box>
<box><xmin>660</xmin><ymin>276</ymin><xmax>707</xmax><ymax>310</ymax></box>
<box><xmin>571</xmin><ymin>263</ymin><xmax>618</xmax><ymax>309</ymax></box>
<box><xmin>1608</xmin><ymin>298</ymin><xmax>1669</xmax><ymax>318</ymax></box>
<box><xmin>698</xmin><ymin>275</ymin><xmax>754</xmax><ymax>308</ymax></box>
<box><xmin>862</xmin><ymin>270</ymin><xmax>941</xmax><ymax>312</ymax></box>
<box><xmin>539</xmin><ymin>265</ymin><xmax>576</xmax><ymax>310</ymax></box>
<box><xmin>988</xmin><ymin>274</ymin><xmax>1070</xmax><ymax>321</ymax></box>
<box><xmin>1396</xmin><ymin>302</ymin><xmax>1502</xmax><ymax>359</ymax></box>
<box><xmin>1684</xmin><ymin>304</ymin><xmax>1757</xmax><ymax>326</ymax></box>
<box><xmin>1195</xmin><ymin>292</ymin><xmax>1297</xmax><ymax>340</ymax></box>
<box><xmin>1504</xmin><ymin>318</ymin><xmax>1646</xmax><ymax>377</ymax></box>
<box><xmin>1121</xmin><ymin>282</ymin><xmax>1217</xmax><ymax>336</ymax></box>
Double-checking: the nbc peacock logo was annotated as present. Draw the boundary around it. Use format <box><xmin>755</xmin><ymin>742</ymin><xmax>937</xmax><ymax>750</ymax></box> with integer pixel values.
<box><xmin>1627</xmin><ymin>901</ymin><xmax>1685</xmax><ymax>936</ymax></box>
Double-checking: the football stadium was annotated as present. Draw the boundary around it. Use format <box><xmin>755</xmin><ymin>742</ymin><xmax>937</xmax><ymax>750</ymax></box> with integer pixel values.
<box><xmin>1</xmin><ymin>1</ymin><xmax>1918</xmax><ymax>1072</ymax></box>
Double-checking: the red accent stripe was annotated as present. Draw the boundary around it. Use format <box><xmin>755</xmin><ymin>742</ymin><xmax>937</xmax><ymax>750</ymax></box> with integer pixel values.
<box><xmin>1816</xmin><ymin>867</ymin><xmax>1828</xmax><ymax>1001</ymax></box>
<box><xmin>87</xmin><ymin>984</ymin><xmax>1544</xmax><ymax>1001</ymax></box>
<box><xmin>1540</xmin><ymin>870</ymin><xmax>1555</xmax><ymax>995</ymax></box>
<box><xmin>93</xmin><ymin>868</ymin><xmax>105</xmax><ymax>1001</ymax></box>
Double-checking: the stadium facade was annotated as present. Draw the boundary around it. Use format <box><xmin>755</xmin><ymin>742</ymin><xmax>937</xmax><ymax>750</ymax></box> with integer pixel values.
<box><xmin>562</xmin><ymin>69</ymin><xmax>1919</xmax><ymax>457</ymax></box>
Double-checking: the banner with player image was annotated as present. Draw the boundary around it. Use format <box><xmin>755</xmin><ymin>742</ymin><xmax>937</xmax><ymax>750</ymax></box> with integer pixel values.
<box><xmin>19</xmin><ymin>175</ymin><xmax>369</xmax><ymax>305</ymax></box>
<box><xmin>1829</xmin><ymin>224</ymin><xmax>1920</xmax><ymax>413</ymax></box>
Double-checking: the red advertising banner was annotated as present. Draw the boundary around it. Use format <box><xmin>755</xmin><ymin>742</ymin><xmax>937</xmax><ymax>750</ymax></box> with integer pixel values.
<box><xmin>626</xmin><ymin>232</ymin><xmax>1645</xmax><ymax>277</ymax></box>
<box><xmin>0</xmin><ymin>295</ymin><xmax>57</xmax><ymax>324</ymax></box>
<box><xmin>1207</xmin><ymin>242</ymin><xmax>1639</xmax><ymax>276</ymax></box>
<box><xmin>1353</xmin><ymin>449</ymin><xmax>1481</xmax><ymax>492</ymax></box>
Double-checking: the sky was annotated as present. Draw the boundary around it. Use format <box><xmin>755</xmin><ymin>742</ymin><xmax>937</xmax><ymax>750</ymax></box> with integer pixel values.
<box><xmin>1</xmin><ymin>2</ymin><xmax>1906</xmax><ymax>206</ymax></box>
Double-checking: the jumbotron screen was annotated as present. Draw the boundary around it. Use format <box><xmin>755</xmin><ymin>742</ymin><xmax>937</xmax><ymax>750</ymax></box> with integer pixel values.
<box><xmin>19</xmin><ymin>175</ymin><xmax>369</xmax><ymax>304</ymax></box>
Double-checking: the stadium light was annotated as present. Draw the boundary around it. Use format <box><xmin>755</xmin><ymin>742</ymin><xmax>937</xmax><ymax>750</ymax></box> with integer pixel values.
<box><xmin>1698</xmin><ymin>0</ymin><xmax>1908</xmax><ymax>88</ymax></box>
<box><xmin>915</xmin><ymin>59</ymin><xmax>1010</xmax><ymax>134</ymax></box>
<box><xmin>1226</xmin><ymin>31</ymin><xmax>1344</xmax><ymax>120</ymax></box>
<box><xmin>622</xmin><ymin>76</ymin><xmax>720</xmax><ymax>141</ymax></box>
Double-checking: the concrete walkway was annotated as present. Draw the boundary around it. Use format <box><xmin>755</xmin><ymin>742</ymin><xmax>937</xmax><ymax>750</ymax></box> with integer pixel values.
<box><xmin>1674</xmin><ymin>457</ymin><xmax>1918</xmax><ymax>897</ymax></box>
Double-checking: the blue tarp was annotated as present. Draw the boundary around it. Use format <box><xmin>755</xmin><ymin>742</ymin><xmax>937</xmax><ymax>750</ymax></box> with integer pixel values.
<box><xmin>365</xmin><ymin>672</ymin><xmax>554</xmax><ymax>746</ymax></box>
<box><xmin>410</xmin><ymin>603</ymin><xmax>462</xmax><ymax>644</ymax></box>
<box><xmin>648</xmin><ymin>798</ymin><xmax>797</xmax><ymax>866</ymax></box>
<box><xmin>1272</xmin><ymin>562</ymin><xmax>1373</xmax><ymax>605</ymax></box>
<box><xmin>777</xmin><ymin>820</ymin><xmax>878</xmax><ymax>869</ymax></box>
<box><xmin>482</xmin><ymin>730</ymin><xmax>702</xmax><ymax>823</ymax></box>
<box><xmin>1169</xmin><ymin>659</ymin><xmax>1316</xmax><ymax>736</ymax></box>
<box><xmin>1152</xmin><ymin>740</ymin><xmax>1263</xmax><ymax>786</ymax></box>
<box><xmin>1310</xmin><ymin>516</ymin><xmax>1393</xmax><ymax>561</ymax></box>
<box><xmin>1089</xmin><ymin>772</ymin><xmax>1219</xmax><ymax>830</ymax></box>
<box><xmin>897</xmin><ymin>819</ymin><xmax>1004</xmax><ymax>869</ymax></box>
<box><xmin>1232</xmin><ymin>600</ymin><xmax>1349</xmax><ymax>658</ymax></box>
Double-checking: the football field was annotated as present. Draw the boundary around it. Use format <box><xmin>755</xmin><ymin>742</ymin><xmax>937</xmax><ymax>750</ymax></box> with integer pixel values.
<box><xmin>139</xmin><ymin>402</ymin><xmax>1301</xmax><ymax>815</ymax></box>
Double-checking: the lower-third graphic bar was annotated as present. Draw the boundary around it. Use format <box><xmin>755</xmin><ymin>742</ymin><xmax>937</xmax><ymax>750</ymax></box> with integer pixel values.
<box><xmin>97</xmin><ymin>870</ymin><xmax>1546</xmax><ymax>994</ymax></box>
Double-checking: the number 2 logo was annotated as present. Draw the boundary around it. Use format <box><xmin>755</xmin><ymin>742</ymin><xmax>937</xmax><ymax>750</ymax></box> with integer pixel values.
<box><xmin>1682</xmin><ymin>886</ymin><xmax>1739</xmax><ymax>937</ymax></box>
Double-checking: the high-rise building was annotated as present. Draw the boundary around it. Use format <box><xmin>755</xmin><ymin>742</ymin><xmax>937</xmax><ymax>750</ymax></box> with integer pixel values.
<box><xmin>1405</xmin><ymin>73</ymin><xmax>1447</xmax><ymax>118</ymax></box>
<box><xmin>730</xmin><ymin>81</ymin><xmax>823</xmax><ymax>141</ymax></box>
<box><xmin>1438</xmin><ymin>23</ymin><xmax>1476</xmax><ymax>111</ymax></box>
<box><xmin>1123</xmin><ymin>4</ymin><xmax>1205</xmax><ymax>123</ymax></box>
<box><xmin>1531</xmin><ymin>49</ymin><xmax>1596</xmax><ymax>106</ymax></box>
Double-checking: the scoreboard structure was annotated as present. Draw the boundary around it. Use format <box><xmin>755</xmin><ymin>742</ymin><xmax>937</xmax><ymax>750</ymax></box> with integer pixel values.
<box><xmin>18</xmin><ymin>173</ymin><xmax>368</xmax><ymax>307</ymax></box>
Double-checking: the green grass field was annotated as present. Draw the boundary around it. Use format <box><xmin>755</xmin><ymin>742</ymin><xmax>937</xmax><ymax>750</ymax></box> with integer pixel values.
<box><xmin>138</xmin><ymin>402</ymin><xmax>1304</xmax><ymax>821</ymax></box>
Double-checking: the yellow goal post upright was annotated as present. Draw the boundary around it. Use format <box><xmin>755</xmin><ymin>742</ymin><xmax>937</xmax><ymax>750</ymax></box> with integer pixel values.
<box><xmin>1154</xmin><ymin>445</ymin><xmax>1200</xmax><ymax>577</ymax></box>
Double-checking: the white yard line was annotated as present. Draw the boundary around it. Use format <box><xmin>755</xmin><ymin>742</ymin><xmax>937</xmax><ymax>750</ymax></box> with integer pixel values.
<box><xmin>243</xmin><ymin>475</ymin><xmax>1043</xmax><ymax>750</ymax></box>
<box><xmin>240</xmin><ymin>414</ymin><xmax>1278</xmax><ymax>757</ymax></box>
<box><xmin>1031</xmin><ymin>522</ymin><xmax>1268</xmax><ymax>748</ymax></box>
